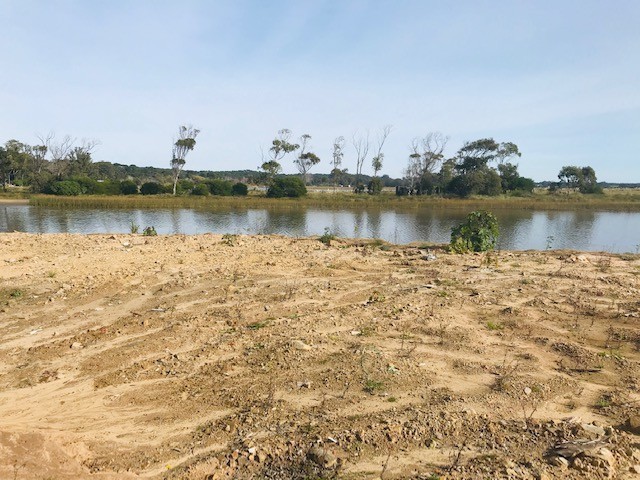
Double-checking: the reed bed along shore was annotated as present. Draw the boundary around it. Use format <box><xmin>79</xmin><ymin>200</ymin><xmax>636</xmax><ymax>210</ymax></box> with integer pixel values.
<box><xmin>27</xmin><ymin>189</ymin><xmax>640</xmax><ymax>211</ymax></box>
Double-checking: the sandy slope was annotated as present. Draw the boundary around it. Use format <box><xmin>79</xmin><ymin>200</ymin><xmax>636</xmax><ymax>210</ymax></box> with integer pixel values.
<box><xmin>0</xmin><ymin>233</ymin><xmax>639</xmax><ymax>479</ymax></box>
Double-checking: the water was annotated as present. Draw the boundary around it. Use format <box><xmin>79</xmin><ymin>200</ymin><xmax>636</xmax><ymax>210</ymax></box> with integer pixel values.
<box><xmin>1</xmin><ymin>204</ymin><xmax>639</xmax><ymax>252</ymax></box>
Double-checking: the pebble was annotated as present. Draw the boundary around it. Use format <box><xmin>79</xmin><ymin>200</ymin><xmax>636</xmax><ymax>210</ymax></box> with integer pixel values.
<box><xmin>291</xmin><ymin>340</ymin><xmax>312</xmax><ymax>351</ymax></box>
<box><xmin>70</xmin><ymin>342</ymin><xmax>84</xmax><ymax>350</ymax></box>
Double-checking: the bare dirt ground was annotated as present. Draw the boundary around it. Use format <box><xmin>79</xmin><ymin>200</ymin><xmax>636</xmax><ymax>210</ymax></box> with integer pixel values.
<box><xmin>0</xmin><ymin>233</ymin><xmax>639</xmax><ymax>479</ymax></box>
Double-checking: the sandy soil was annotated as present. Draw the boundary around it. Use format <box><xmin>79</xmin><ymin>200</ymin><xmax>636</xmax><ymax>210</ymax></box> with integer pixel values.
<box><xmin>0</xmin><ymin>233</ymin><xmax>639</xmax><ymax>479</ymax></box>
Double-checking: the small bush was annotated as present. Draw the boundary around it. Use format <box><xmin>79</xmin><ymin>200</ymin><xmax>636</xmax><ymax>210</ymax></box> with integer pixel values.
<box><xmin>50</xmin><ymin>180</ymin><xmax>83</xmax><ymax>196</ymax></box>
<box><xmin>191</xmin><ymin>183</ymin><xmax>210</xmax><ymax>196</ymax></box>
<box><xmin>142</xmin><ymin>226</ymin><xmax>157</xmax><ymax>236</ymax></box>
<box><xmin>120</xmin><ymin>180</ymin><xmax>138</xmax><ymax>195</ymax></box>
<box><xmin>140</xmin><ymin>182</ymin><xmax>162</xmax><ymax>195</ymax></box>
<box><xmin>232</xmin><ymin>182</ymin><xmax>248</xmax><ymax>196</ymax></box>
<box><xmin>450</xmin><ymin>210</ymin><xmax>499</xmax><ymax>253</ymax></box>
<box><xmin>367</xmin><ymin>177</ymin><xmax>383</xmax><ymax>195</ymax></box>
<box><xmin>319</xmin><ymin>227</ymin><xmax>336</xmax><ymax>246</ymax></box>
<box><xmin>267</xmin><ymin>177</ymin><xmax>307</xmax><ymax>198</ymax></box>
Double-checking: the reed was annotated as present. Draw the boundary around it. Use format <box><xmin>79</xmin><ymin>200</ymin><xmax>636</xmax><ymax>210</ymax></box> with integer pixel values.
<box><xmin>27</xmin><ymin>189</ymin><xmax>640</xmax><ymax>211</ymax></box>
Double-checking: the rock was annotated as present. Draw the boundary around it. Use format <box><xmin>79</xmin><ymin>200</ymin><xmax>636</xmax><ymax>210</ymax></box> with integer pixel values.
<box><xmin>630</xmin><ymin>465</ymin><xmax>640</xmax><ymax>474</ymax></box>
<box><xmin>70</xmin><ymin>341</ymin><xmax>84</xmax><ymax>350</ymax></box>
<box><xmin>580</xmin><ymin>423</ymin><xmax>606</xmax><ymax>437</ymax></box>
<box><xmin>291</xmin><ymin>340</ymin><xmax>312</xmax><ymax>351</ymax></box>
<box><xmin>548</xmin><ymin>456</ymin><xmax>569</xmax><ymax>467</ymax></box>
<box><xmin>628</xmin><ymin>415</ymin><xmax>640</xmax><ymax>434</ymax></box>
<box><xmin>307</xmin><ymin>445</ymin><xmax>337</xmax><ymax>468</ymax></box>
<box><xmin>595</xmin><ymin>447</ymin><xmax>615</xmax><ymax>467</ymax></box>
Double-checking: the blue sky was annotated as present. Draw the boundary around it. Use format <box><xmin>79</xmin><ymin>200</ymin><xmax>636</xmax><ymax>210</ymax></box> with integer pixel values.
<box><xmin>1</xmin><ymin>0</ymin><xmax>638</xmax><ymax>181</ymax></box>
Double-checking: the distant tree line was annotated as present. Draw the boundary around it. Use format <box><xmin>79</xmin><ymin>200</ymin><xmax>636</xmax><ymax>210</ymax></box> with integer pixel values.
<box><xmin>0</xmin><ymin>126</ymin><xmax>606</xmax><ymax>199</ymax></box>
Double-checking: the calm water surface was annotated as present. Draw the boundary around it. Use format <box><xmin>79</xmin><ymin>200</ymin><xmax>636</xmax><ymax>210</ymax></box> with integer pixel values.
<box><xmin>1</xmin><ymin>204</ymin><xmax>639</xmax><ymax>252</ymax></box>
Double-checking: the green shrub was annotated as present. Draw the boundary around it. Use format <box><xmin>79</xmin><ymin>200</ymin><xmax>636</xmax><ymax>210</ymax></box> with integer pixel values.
<box><xmin>450</xmin><ymin>210</ymin><xmax>499</xmax><ymax>253</ymax></box>
<box><xmin>140</xmin><ymin>182</ymin><xmax>162</xmax><ymax>195</ymax></box>
<box><xmin>266</xmin><ymin>177</ymin><xmax>307</xmax><ymax>198</ymax></box>
<box><xmin>207</xmin><ymin>179</ymin><xmax>233</xmax><ymax>196</ymax></box>
<box><xmin>142</xmin><ymin>226</ymin><xmax>157</xmax><ymax>236</ymax></box>
<box><xmin>50</xmin><ymin>180</ymin><xmax>83</xmax><ymax>196</ymax></box>
<box><xmin>232</xmin><ymin>182</ymin><xmax>248</xmax><ymax>196</ymax></box>
<box><xmin>119</xmin><ymin>180</ymin><xmax>138</xmax><ymax>195</ymax></box>
<box><xmin>93</xmin><ymin>180</ymin><xmax>121</xmax><ymax>195</ymax></box>
<box><xmin>177</xmin><ymin>179</ymin><xmax>194</xmax><ymax>194</ymax></box>
<box><xmin>70</xmin><ymin>176</ymin><xmax>99</xmax><ymax>194</ymax></box>
<box><xmin>367</xmin><ymin>177</ymin><xmax>383</xmax><ymax>195</ymax></box>
<box><xmin>319</xmin><ymin>227</ymin><xmax>336</xmax><ymax>246</ymax></box>
<box><xmin>191</xmin><ymin>183</ymin><xmax>210</xmax><ymax>196</ymax></box>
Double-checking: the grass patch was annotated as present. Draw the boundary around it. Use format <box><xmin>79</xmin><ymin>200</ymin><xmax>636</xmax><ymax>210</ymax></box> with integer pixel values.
<box><xmin>363</xmin><ymin>379</ymin><xmax>384</xmax><ymax>394</ymax></box>
<box><xmin>486</xmin><ymin>321</ymin><xmax>504</xmax><ymax>331</ymax></box>
<box><xmin>247</xmin><ymin>320</ymin><xmax>269</xmax><ymax>330</ymax></box>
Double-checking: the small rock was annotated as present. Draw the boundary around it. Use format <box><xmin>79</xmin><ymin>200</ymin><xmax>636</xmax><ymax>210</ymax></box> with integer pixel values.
<box><xmin>524</xmin><ymin>387</ymin><xmax>532</xmax><ymax>395</ymax></box>
<box><xmin>70</xmin><ymin>342</ymin><xmax>84</xmax><ymax>350</ymax></box>
<box><xmin>291</xmin><ymin>340</ymin><xmax>312</xmax><ymax>351</ymax></box>
<box><xmin>630</xmin><ymin>465</ymin><xmax>640</xmax><ymax>474</ymax></box>
<box><xmin>595</xmin><ymin>447</ymin><xmax>615</xmax><ymax>467</ymax></box>
<box><xmin>628</xmin><ymin>415</ymin><xmax>640</xmax><ymax>434</ymax></box>
<box><xmin>548</xmin><ymin>456</ymin><xmax>569</xmax><ymax>467</ymax></box>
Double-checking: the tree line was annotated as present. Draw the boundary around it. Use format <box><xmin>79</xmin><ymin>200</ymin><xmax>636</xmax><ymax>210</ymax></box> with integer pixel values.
<box><xmin>0</xmin><ymin>126</ymin><xmax>603</xmax><ymax>197</ymax></box>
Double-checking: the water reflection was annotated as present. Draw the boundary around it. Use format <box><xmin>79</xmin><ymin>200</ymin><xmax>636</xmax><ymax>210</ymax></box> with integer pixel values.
<box><xmin>1</xmin><ymin>205</ymin><xmax>639</xmax><ymax>253</ymax></box>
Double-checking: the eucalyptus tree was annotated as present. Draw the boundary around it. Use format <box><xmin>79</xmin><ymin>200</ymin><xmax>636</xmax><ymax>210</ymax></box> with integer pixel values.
<box><xmin>352</xmin><ymin>131</ymin><xmax>370</xmax><ymax>191</ymax></box>
<box><xmin>371</xmin><ymin>125</ymin><xmax>392</xmax><ymax>177</ymax></box>
<box><xmin>331</xmin><ymin>136</ymin><xmax>345</xmax><ymax>189</ymax></box>
<box><xmin>405</xmin><ymin>132</ymin><xmax>449</xmax><ymax>193</ymax></box>
<box><xmin>171</xmin><ymin>125</ymin><xmax>200</xmax><ymax>195</ymax></box>
<box><xmin>294</xmin><ymin>134</ymin><xmax>320</xmax><ymax>184</ymax></box>
<box><xmin>269</xmin><ymin>129</ymin><xmax>299</xmax><ymax>165</ymax></box>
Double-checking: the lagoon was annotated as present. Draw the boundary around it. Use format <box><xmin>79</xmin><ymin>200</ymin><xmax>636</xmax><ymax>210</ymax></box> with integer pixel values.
<box><xmin>1</xmin><ymin>204</ymin><xmax>638</xmax><ymax>252</ymax></box>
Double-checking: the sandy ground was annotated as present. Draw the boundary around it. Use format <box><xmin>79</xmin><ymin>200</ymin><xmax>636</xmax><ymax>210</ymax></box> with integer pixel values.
<box><xmin>0</xmin><ymin>233</ymin><xmax>639</xmax><ymax>479</ymax></box>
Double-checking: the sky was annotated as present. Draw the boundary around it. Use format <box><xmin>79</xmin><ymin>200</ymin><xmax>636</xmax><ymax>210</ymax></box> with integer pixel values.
<box><xmin>1</xmin><ymin>0</ymin><xmax>639</xmax><ymax>182</ymax></box>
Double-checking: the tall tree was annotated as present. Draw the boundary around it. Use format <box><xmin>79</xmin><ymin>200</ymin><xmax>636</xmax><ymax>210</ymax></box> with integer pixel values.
<box><xmin>331</xmin><ymin>136</ymin><xmax>345</xmax><ymax>189</ymax></box>
<box><xmin>293</xmin><ymin>134</ymin><xmax>320</xmax><ymax>184</ymax></box>
<box><xmin>558</xmin><ymin>166</ymin><xmax>582</xmax><ymax>191</ymax></box>
<box><xmin>406</xmin><ymin>132</ymin><xmax>449</xmax><ymax>193</ymax></box>
<box><xmin>171</xmin><ymin>125</ymin><xmax>200</xmax><ymax>195</ymax></box>
<box><xmin>0</xmin><ymin>146</ymin><xmax>9</xmax><ymax>191</ymax></box>
<box><xmin>48</xmin><ymin>134</ymin><xmax>75</xmax><ymax>179</ymax></box>
<box><xmin>269</xmin><ymin>129</ymin><xmax>299</xmax><ymax>166</ymax></box>
<box><xmin>371</xmin><ymin>125</ymin><xmax>392</xmax><ymax>177</ymax></box>
<box><xmin>4</xmin><ymin>140</ymin><xmax>31</xmax><ymax>186</ymax></box>
<box><xmin>67</xmin><ymin>139</ymin><xmax>100</xmax><ymax>177</ymax></box>
<box><xmin>352</xmin><ymin>131</ymin><xmax>370</xmax><ymax>192</ymax></box>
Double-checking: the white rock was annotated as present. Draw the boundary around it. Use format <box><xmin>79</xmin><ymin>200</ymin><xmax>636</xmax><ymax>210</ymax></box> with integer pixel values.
<box><xmin>291</xmin><ymin>340</ymin><xmax>312</xmax><ymax>351</ymax></box>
